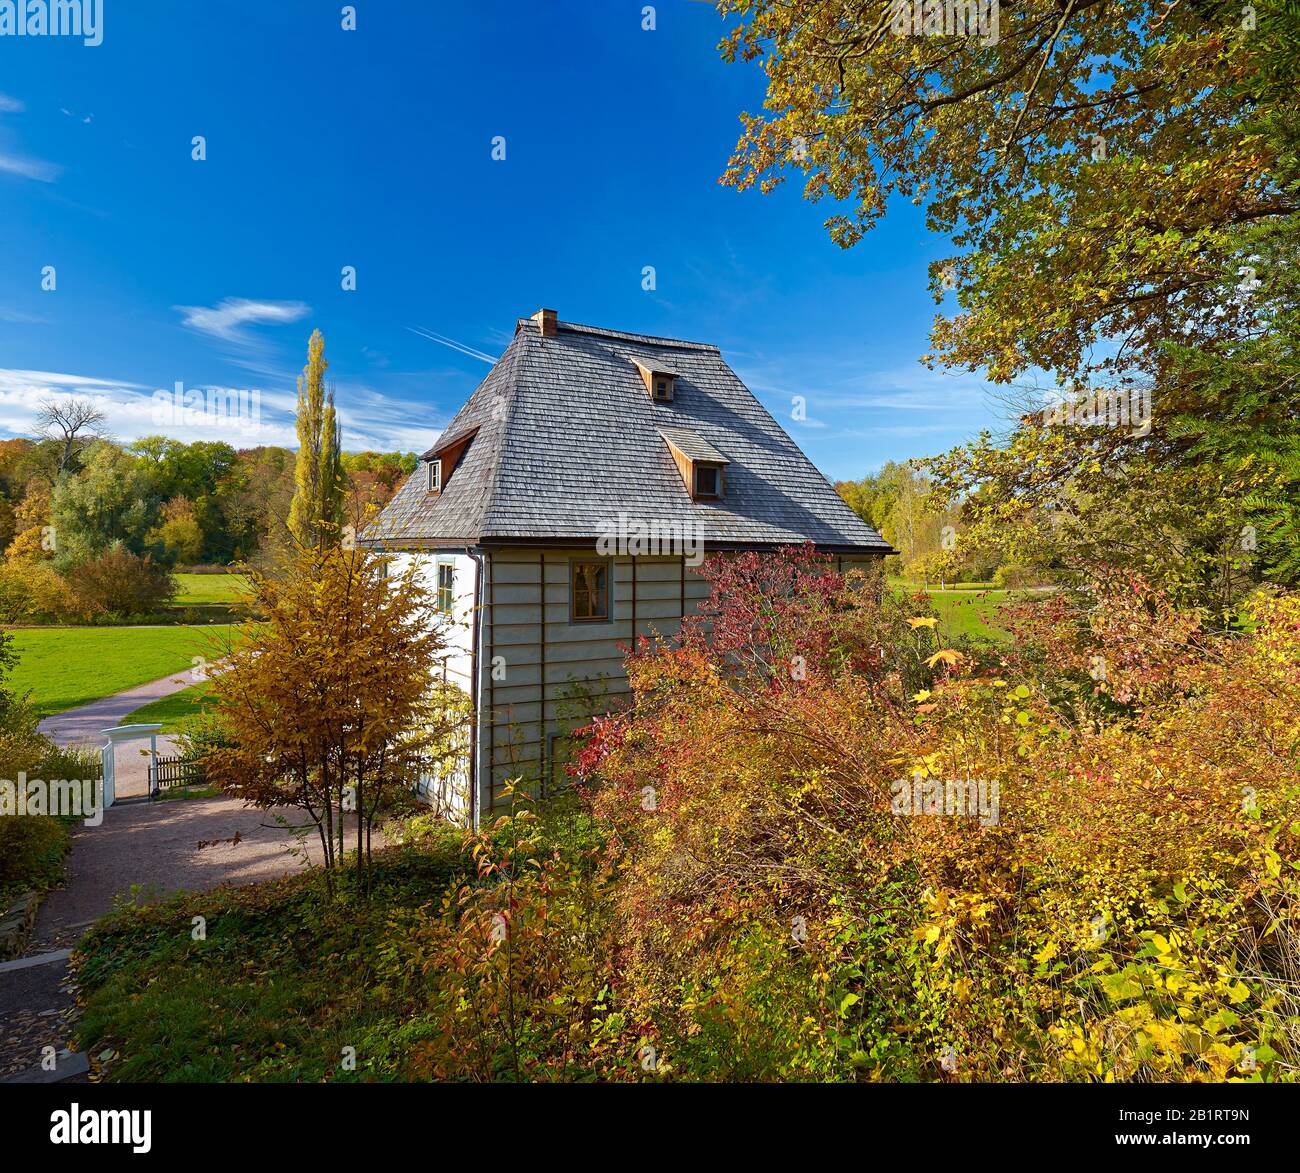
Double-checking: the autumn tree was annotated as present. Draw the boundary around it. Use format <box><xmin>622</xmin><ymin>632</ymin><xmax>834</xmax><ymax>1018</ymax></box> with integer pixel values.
<box><xmin>146</xmin><ymin>496</ymin><xmax>204</xmax><ymax>565</ymax></box>
<box><xmin>5</xmin><ymin>480</ymin><xmax>53</xmax><ymax>561</ymax></box>
<box><xmin>33</xmin><ymin>396</ymin><xmax>108</xmax><ymax>475</ymax></box>
<box><xmin>288</xmin><ymin>330</ymin><xmax>344</xmax><ymax>550</ymax></box>
<box><xmin>208</xmin><ymin>543</ymin><xmax>467</xmax><ymax>896</ymax></box>
<box><xmin>48</xmin><ymin>441</ymin><xmax>161</xmax><ymax>568</ymax></box>
<box><xmin>719</xmin><ymin>0</ymin><xmax>1300</xmax><ymax>592</ymax></box>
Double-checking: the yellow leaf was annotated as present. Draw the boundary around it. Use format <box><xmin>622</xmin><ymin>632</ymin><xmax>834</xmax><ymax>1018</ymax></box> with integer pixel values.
<box><xmin>908</xmin><ymin>616</ymin><xmax>939</xmax><ymax>629</ymax></box>
<box><xmin>926</xmin><ymin>649</ymin><xmax>962</xmax><ymax>669</ymax></box>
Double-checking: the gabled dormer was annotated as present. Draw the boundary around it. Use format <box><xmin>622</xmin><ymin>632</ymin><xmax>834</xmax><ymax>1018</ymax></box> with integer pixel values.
<box><xmin>659</xmin><ymin>426</ymin><xmax>729</xmax><ymax>501</ymax></box>
<box><xmin>634</xmin><ymin>359</ymin><xmax>676</xmax><ymax>403</ymax></box>
<box><xmin>421</xmin><ymin>425</ymin><xmax>480</xmax><ymax>495</ymax></box>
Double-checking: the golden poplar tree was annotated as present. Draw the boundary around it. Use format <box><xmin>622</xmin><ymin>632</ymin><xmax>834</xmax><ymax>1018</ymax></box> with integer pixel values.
<box><xmin>288</xmin><ymin>329</ymin><xmax>344</xmax><ymax>549</ymax></box>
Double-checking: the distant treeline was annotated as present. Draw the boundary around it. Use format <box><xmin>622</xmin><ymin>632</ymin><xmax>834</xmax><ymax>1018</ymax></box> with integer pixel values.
<box><xmin>0</xmin><ymin>435</ymin><xmax>415</xmax><ymax>568</ymax></box>
<box><xmin>0</xmin><ymin>434</ymin><xmax>415</xmax><ymax>622</ymax></box>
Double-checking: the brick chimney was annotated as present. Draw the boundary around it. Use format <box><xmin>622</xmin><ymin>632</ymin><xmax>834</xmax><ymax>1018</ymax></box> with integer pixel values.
<box><xmin>533</xmin><ymin>307</ymin><xmax>558</xmax><ymax>337</ymax></box>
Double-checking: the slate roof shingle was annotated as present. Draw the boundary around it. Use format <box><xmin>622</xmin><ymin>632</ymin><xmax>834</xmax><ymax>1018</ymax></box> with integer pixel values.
<box><xmin>361</xmin><ymin>315</ymin><xmax>892</xmax><ymax>553</ymax></box>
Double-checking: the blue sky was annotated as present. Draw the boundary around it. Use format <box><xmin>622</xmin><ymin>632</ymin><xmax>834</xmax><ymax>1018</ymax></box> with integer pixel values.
<box><xmin>0</xmin><ymin>0</ymin><xmax>1004</xmax><ymax>481</ymax></box>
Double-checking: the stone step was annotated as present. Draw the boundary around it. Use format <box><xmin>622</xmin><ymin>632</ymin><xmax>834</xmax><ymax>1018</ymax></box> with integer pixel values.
<box><xmin>0</xmin><ymin>949</ymin><xmax>73</xmax><ymax>976</ymax></box>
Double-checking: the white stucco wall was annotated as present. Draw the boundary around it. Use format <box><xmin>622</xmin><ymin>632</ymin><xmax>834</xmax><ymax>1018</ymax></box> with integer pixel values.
<box><xmin>386</xmin><ymin>551</ymin><xmax>477</xmax><ymax>691</ymax></box>
<box><xmin>385</xmin><ymin>551</ymin><xmax>478</xmax><ymax>820</ymax></box>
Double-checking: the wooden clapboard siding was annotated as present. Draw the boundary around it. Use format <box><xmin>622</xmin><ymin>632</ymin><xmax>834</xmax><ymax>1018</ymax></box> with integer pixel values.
<box><xmin>473</xmin><ymin>547</ymin><xmax>882</xmax><ymax>813</ymax></box>
<box><xmin>479</xmin><ymin>547</ymin><xmax>709</xmax><ymax>812</ymax></box>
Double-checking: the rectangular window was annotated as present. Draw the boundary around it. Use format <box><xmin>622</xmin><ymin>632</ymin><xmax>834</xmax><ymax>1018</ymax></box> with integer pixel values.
<box><xmin>570</xmin><ymin>560</ymin><xmax>610</xmax><ymax>622</ymax></box>
<box><xmin>427</xmin><ymin>459</ymin><xmax>442</xmax><ymax>493</ymax></box>
<box><xmin>694</xmin><ymin>465</ymin><xmax>721</xmax><ymax>498</ymax></box>
<box><xmin>436</xmin><ymin>562</ymin><xmax>455</xmax><ymax>612</ymax></box>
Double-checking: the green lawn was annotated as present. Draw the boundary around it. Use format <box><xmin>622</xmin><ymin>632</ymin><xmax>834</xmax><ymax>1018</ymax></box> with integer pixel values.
<box><xmin>6</xmin><ymin>625</ymin><xmax>237</xmax><ymax>718</ymax></box>
<box><xmin>75</xmin><ymin>836</ymin><xmax>469</xmax><ymax>1082</ymax></box>
<box><xmin>172</xmin><ymin>573</ymin><xmax>252</xmax><ymax>606</ymax></box>
<box><xmin>891</xmin><ymin>581</ymin><xmax>1020</xmax><ymax>643</ymax></box>
<box><xmin>927</xmin><ymin>589</ymin><xmax>1016</xmax><ymax>642</ymax></box>
<box><xmin>121</xmin><ymin>682</ymin><xmax>214</xmax><ymax>731</ymax></box>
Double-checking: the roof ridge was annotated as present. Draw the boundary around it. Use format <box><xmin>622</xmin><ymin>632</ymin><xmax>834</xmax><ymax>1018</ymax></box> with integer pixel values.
<box><xmin>515</xmin><ymin>316</ymin><xmax>720</xmax><ymax>353</ymax></box>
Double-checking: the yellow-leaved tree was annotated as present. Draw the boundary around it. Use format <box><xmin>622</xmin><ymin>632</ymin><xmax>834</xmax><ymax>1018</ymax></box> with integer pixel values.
<box><xmin>209</xmin><ymin>543</ymin><xmax>467</xmax><ymax>896</ymax></box>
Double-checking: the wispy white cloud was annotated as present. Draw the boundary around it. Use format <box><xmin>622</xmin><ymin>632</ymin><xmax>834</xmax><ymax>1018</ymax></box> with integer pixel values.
<box><xmin>0</xmin><ymin>94</ymin><xmax>61</xmax><ymax>182</ymax></box>
<box><xmin>0</xmin><ymin>307</ymin><xmax>47</xmax><ymax>325</ymax></box>
<box><xmin>175</xmin><ymin>298</ymin><xmax>311</xmax><ymax>344</ymax></box>
<box><xmin>0</xmin><ymin>368</ymin><xmax>296</xmax><ymax>447</ymax></box>
<box><xmin>0</xmin><ymin>150</ymin><xmax>60</xmax><ymax>183</ymax></box>
<box><xmin>0</xmin><ymin>368</ymin><xmax>448</xmax><ymax>456</ymax></box>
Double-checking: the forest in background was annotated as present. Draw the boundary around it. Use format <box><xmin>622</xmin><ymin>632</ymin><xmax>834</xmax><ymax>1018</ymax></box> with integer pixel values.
<box><xmin>0</xmin><ymin>405</ymin><xmax>415</xmax><ymax>622</ymax></box>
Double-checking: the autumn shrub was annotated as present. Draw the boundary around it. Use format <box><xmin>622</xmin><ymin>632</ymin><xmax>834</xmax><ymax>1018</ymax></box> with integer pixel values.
<box><xmin>0</xmin><ymin>656</ymin><xmax>81</xmax><ymax>904</ymax></box>
<box><xmin>558</xmin><ymin>550</ymin><xmax>1300</xmax><ymax>1081</ymax></box>
<box><xmin>0</xmin><ymin>557</ymin><xmax>76</xmax><ymax>622</ymax></box>
<box><xmin>0</xmin><ymin>814</ymin><xmax>70</xmax><ymax>907</ymax></box>
<box><xmin>65</xmin><ymin>546</ymin><xmax>176</xmax><ymax>618</ymax></box>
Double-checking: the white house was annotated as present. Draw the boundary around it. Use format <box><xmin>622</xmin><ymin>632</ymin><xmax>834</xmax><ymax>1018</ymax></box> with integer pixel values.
<box><xmin>361</xmin><ymin>309</ymin><xmax>892</xmax><ymax>825</ymax></box>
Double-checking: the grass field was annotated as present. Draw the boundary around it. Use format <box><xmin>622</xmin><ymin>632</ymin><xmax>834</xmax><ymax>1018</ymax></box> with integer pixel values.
<box><xmin>75</xmin><ymin>837</ymin><xmax>470</xmax><ymax>1082</ymax></box>
<box><xmin>121</xmin><ymin>682</ymin><xmax>215</xmax><ymax>731</ymax></box>
<box><xmin>172</xmin><ymin>573</ymin><xmax>252</xmax><ymax>606</ymax></box>
<box><xmin>891</xmin><ymin>581</ymin><xmax>1020</xmax><ymax>643</ymax></box>
<box><xmin>6</xmin><ymin>626</ymin><xmax>236</xmax><ymax>718</ymax></box>
<box><xmin>927</xmin><ymin>589</ymin><xmax>1016</xmax><ymax>641</ymax></box>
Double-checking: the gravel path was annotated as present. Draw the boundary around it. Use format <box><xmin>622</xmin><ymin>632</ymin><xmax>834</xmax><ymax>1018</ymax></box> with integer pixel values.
<box><xmin>1</xmin><ymin>794</ymin><xmax>364</xmax><ymax>1081</ymax></box>
<box><xmin>36</xmin><ymin>667</ymin><xmax>200</xmax><ymax>748</ymax></box>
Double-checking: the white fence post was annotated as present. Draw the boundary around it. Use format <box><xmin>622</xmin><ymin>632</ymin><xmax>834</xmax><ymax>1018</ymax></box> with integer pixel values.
<box><xmin>100</xmin><ymin>741</ymin><xmax>114</xmax><ymax>809</ymax></box>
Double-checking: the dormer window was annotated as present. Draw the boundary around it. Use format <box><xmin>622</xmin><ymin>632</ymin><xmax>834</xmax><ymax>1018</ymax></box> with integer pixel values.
<box><xmin>694</xmin><ymin>465</ymin><xmax>722</xmax><ymax>499</ymax></box>
<box><xmin>634</xmin><ymin>359</ymin><xmax>675</xmax><ymax>403</ymax></box>
<box><xmin>659</xmin><ymin>427</ymin><xmax>730</xmax><ymax>502</ymax></box>
<box><xmin>420</xmin><ymin>425</ymin><xmax>480</xmax><ymax>498</ymax></box>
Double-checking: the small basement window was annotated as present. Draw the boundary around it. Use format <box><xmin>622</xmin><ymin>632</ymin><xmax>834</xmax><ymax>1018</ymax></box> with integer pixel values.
<box><xmin>694</xmin><ymin>464</ymin><xmax>722</xmax><ymax>499</ymax></box>
<box><xmin>436</xmin><ymin>562</ymin><xmax>455</xmax><ymax>612</ymax></box>
<box><xmin>426</xmin><ymin>458</ymin><xmax>442</xmax><ymax>493</ymax></box>
<box><xmin>570</xmin><ymin>560</ymin><xmax>610</xmax><ymax>622</ymax></box>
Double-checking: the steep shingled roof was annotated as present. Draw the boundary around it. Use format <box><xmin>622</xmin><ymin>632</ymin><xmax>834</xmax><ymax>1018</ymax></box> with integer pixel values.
<box><xmin>361</xmin><ymin>314</ymin><xmax>893</xmax><ymax>553</ymax></box>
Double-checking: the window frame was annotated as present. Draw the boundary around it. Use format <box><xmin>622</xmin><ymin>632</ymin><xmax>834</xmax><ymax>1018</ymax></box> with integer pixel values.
<box><xmin>435</xmin><ymin>560</ymin><xmax>456</xmax><ymax>613</ymax></box>
<box><xmin>569</xmin><ymin>558</ymin><xmax>613</xmax><ymax>624</ymax></box>
<box><xmin>426</xmin><ymin>458</ymin><xmax>442</xmax><ymax>493</ymax></box>
<box><xmin>693</xmin><ymin>463</ymin><xmax>722</xmax><ymax>499</ymax></box>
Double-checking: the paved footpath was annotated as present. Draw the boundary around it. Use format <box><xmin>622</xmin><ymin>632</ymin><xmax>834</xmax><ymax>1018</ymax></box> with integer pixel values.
<box><xmin>37</xmin><ymin>667</ymin><xmax>201</xmax><ymax>748</ymax></box>
<box><xmin>4</xmin><ymin>674</ymin><xmax>370</xmax><ymax>1082</ymax></box>
<box><xmin>0</xmin><ymin>794</ymin><xmax>356</xmax><ymax>1082</ymax></box>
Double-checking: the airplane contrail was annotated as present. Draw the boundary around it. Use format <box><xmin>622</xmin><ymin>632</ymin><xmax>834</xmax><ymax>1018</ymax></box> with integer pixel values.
<box><xmin>405</xmin><ymin>325</ymin><xmax>497</xmax><ymax>364</ymax></box>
